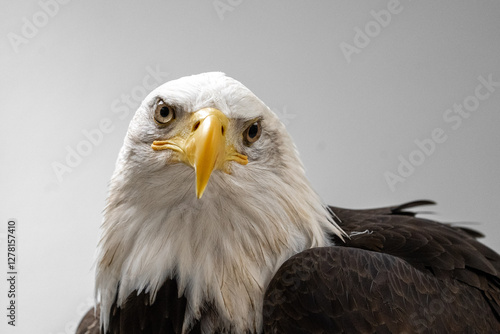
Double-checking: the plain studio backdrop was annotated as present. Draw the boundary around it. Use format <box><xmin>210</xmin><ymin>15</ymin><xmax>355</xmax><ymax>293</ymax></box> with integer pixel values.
<box><xmin>1</xmin><ymin>1</ymin><xmax>499</xmax><ymax>333</ymax></box>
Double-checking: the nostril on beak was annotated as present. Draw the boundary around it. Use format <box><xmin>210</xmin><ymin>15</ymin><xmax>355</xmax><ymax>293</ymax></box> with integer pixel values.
<box><xmin>193</xmin><ymin>121</ymin><xmax>201</xmax><ymax>132</ymax></box>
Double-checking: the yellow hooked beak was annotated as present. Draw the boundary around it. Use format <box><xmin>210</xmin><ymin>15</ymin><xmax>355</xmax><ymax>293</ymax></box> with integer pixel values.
<box><xmin>151</xmin><ymin>108</ymin><xmax>248</xmax><ymax>198</ymax></box>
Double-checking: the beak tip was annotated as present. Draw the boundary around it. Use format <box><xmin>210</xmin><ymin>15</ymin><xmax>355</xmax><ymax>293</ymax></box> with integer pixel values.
<box><xmin>195</xmin><ymin>179</ymin><xmax>207</xmax><ymax>199</ymax></box>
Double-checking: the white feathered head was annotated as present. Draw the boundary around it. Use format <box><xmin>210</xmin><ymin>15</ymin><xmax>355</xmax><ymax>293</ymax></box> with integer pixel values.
<box><xmin>95</xmin><ymin>72</ymin><xmax>345</xmax><ymax>332</ymax></box>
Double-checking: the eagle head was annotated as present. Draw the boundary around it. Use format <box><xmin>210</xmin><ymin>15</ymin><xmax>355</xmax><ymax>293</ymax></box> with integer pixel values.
<box><xmin>95</xmin><ymin>72</ymin><xmax>345</xmax><ymax>332</ymax></box>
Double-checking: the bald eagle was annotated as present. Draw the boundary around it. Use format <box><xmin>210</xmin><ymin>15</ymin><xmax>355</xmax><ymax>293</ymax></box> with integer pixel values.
<box><xmin>77</xmin><ymin>72</ymin><xmax>500</xmax><ymax>333</ymax></box>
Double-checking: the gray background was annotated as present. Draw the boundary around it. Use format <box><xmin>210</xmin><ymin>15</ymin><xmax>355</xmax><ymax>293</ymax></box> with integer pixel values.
<box><xmin>1</xmin><ymin>1</ymin><xmax>499</xmax><ymax>333</ymax></box>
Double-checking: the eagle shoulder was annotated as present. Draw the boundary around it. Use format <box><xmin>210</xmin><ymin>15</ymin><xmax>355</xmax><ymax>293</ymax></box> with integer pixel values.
<box><xmin>263</xmin><ymin>201</ymin><xmax>500</xmax><ymax>333</ymax></box>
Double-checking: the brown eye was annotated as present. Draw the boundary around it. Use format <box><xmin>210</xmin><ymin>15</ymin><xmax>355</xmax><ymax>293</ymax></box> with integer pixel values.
<box><xmin>243</xmin><ymin>121</ymin><xmax>262</xmax><ymax>145</ymax></box>
<box><xmin>154</xmin><ymin>100</ymin><xmax>175</xmax><ymax>125</ymax></box>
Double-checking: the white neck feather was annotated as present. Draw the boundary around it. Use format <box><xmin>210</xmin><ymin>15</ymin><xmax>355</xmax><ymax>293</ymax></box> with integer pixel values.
<box><xmin>95</xmin><ymin>118</ymin><xmax>345</xmax><ymax>334</ymax></box>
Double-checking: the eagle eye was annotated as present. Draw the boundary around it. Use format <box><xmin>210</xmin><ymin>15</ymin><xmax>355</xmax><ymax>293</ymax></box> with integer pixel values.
<box><xmin>243</xmin><ymin>121</ymin><xmax>262</xmax><ymax>145</ymax></box>
<box><xmin>154</xmin><ymin>100</ymin><xmax>175</xmax><ymax>126</ymax></box>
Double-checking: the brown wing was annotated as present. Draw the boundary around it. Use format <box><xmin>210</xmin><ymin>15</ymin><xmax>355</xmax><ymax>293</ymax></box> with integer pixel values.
<box><xmin>263</xmin><ymin>201</ymin><xmax>500</xmax><ymax>333</ymax></box>
<box><xmin>76</xmin><ymin>304</ymin><xmax>100</xmax><ymax>334</ymax></box>
<box><xmin>76</xmin><ymin>279</ymin><xmax>202</xmax><ymax>334</ymax></box>
<box><xmin>111</xmin><ymin>279</ymin><xmax>202</xmax><ymax>334</ymax></box>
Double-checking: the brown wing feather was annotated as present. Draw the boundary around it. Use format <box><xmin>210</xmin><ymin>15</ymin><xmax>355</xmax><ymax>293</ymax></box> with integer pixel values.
<box><xmin>107</xmin><ymin>279</ymin><xmax>200</xmax><ymax>334</ymax></box>
<box><xmin>263</xmin><ymin>201</ymin><xmax>500</xmax><ymax>333</ymax></box>
<box><xmin>264</xmin><ymin>247</ymin><xmax>500</xmax><ymax>333</ymax></box>
<box><xmin>76</xmin><ymin>305</ymin><xmax>100</xmax><ymax>334</ymax></box>
<box><xmin>330</xmin><ymin>202</ymin><xmax>500</xmax><ymax>284</ymax></box>
<box><xmin>76</xmin><ymin>279</ymin><xmax>202</xmax><ymax>334</ymax></box>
